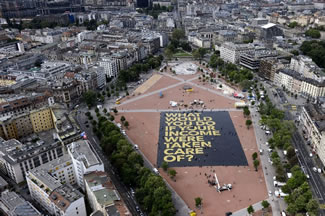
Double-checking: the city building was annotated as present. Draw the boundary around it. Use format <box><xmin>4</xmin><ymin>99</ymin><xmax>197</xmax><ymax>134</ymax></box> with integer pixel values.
<box><xmin>99</xmin><ymin>57</ymin><xmax>119</xmax><ymax>78</ymax></box>
<box><xmin>220</xmin><ymin>42</ymin><xmax>254</xmax><ymax>64</ymax></box>
<box><xmin>239</xmin><ymin>48</ymin><xmax>278</xmax><ymax>71</ymax></box>
<box><xmin>258</xmin><ymin>58</ymin><xmax>287</xmax><ymax>81</ymax></box>
<box><xmin>27</xmin><ymin>168</ymin><xmax>86</xmax><ymax>216</ymax></box>
<box><xmin>290</xmin><ymin>55</ymin><xmax>323</xmax><ymax>81</ymax></box>
<box><xmin>0</xmin><ymin>190</ymin><xmax>41</xmax><ymax>216</ymax></box>
<box><xmin>0</xmin><ymin>133</ymin><xmax>64</xmax><ymax>184</ymax></box>
<box><xmin>84</xmin><ymin>171</ymin><xmax>130</xmax><ymax>216</ymax></box>
<box><xmin>137</xmin><ymin>0</ymin><xmax>149</xmax><ymax>8</ymax></box>
<box><xmin>301</xmin><ymin>104</ymin><xmax>325</xmax><ymax>167</ymax></box>
<box><xmin>259</xmin><ymin>23</ymin><xmax>284</xmax><ymax>40</ymax></box>
<box><xmin>274</xmin><ymin>68</ymin><xmax>325</xmax><ymax>98</ymax></box>
<box><xmin>0</xmin><ymin>104</ymin><xmax>54</xmax><ymax>140</ymax></box>
<box><xmin>68</xmin><ymin>140</ymin><xmax>104</xmax><ymax>189</ymax></box>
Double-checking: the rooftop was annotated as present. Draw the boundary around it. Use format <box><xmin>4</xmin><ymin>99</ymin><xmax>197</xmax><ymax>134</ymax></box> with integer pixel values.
<box><xmin>50</xmin><ymin>185</ymin><xmax>84</xmax><ymax>212</ymax></box>
<box><xmin>0</xmin><ymin>190</ymin><xmax>41</xmax><ymax>216</ymax></box>
<box><xmin>261</xmin><ymin>23</ymin><xmax>276</xmax><ymax>29</ymax></box>
<box><xmin>69</xmin><ymin>140</ymin><xmax>102</xmax><ymax>168</ymax></box>
<box><xmin>0</xmin><ymin>129</ymin><xmax>61</xmax><ymax>165</ymax></box>
<box><xmin>84</xmin><ymin>171</ymin><xmax>120</xmax><ymax>207</ymax></box>
<box><xmin>28</xmin><ymin>168</ymin><xmax>61</xmax><ymax>191</ymax></box>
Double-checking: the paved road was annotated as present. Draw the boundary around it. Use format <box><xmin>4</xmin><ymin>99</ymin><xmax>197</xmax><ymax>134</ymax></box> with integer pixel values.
<box><xmin>264</xmin><ymin>82</ymin><xmax>325</xmax><ymax>215</ymax></box>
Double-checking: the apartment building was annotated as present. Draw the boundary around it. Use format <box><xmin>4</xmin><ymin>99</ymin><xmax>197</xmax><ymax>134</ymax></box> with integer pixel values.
<box><xmin>27</xmin><ymin>168</ymin><xmax>86</xmax><ymax>216</ymax></box>
<box><xmin>0</xmin><ymin>135</ymin><xmax>64</xmax><ymax>183</ymax></box>
<box><xmin>99</xmin><ymin>56</ymin><xmax>119</xmax><ymax>78</ymax></box>
<box><xmin>38</xmin><ymin>154</ymin><xmax>76</xmax><ymax>186</ymax></box>
<box><xmin>220</xmin><ymin>42</ymin><xmax>254</xmax><ymax>64</ymax></box>
<box><xmin>0</xmin><ymin>106</ymin><xmax>54</xmax><ymax>140</ymax></box>
<box><xmin>290</xmin><ymin>55</ymin><xmax>323</xmax><ymax>81</ymax></box>
<box><xmin>301</xmin><ymin>104</ymin><xmax>325</xmax><ymax>167</ymax></box>
<box><xmin>84</xmin><ymin>171</ymin><xmax>130</xmax><ymax>216</ymax></box>
<box><xmin>274</xmin><ymin>68</ymin><xmax>325</xmax><ymax>99</ymax></box>
<box><xmin>258</xmin><ymin>58</ymin><xmax>287</xmax><ymax>81</ymax></box>
<box><xmin>0</xmin><ymin>190</ymin><xmax>41</xmax><ymax>216</ymax></box>
<box><xmin>68</xmin><ymin>140</ymin><xmax>104</xmax><ymax>189</ymax></box>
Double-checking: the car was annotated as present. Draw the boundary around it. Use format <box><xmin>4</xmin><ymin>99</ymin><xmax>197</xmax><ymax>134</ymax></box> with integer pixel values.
<box><xmin>225</xmin><ymin>212</ymin><xmax>232</xmax><ymax>216</ymax></box>
<box><xmin>268</xmin><ymin>158</ymin><xmax>273</xmax><ymax>164</ymax></box>
<box><xmin>318</xmin><ymin>168</ymin><xmax>322</xmax><ymax>174</ymax></box>
<box><xmin>265</xmin><ymin>142</ymin><xmax>269</xmax><ymax>146</ymax></box>
<box><xmin>306</xmin><ymin>174</ymin><xmax>310</xmax><ymax>179</ymax></box>
<box><xmin>268</xmin><ymin>190</ymin><xmax>272</xmax><ymax>196</ymax></box>
<box><xmin>265</xmin><ymin>130</ymin><xmax>271</xmax><ymax>135</ymax></box>
<box><xmin>134</xmin><ymin>144</ymin><xmax>139</xmax><ymax>150</ymax></box>
<box><xmin>136</xmin><ymin>206</ymin><xmax>140</xmax><ymax>212</ymax></box>
<box><xmin>259</xmin><ymin>149</ymin><xmax>263</xmax><ymax>155</ymax></box>
<box><xmin>313</xmin><ymin>167</ymin><xmax>317</xmax><ymax>172</ymax></box>
<box><xmin>268</xmin><ymin>148</ymin><xmax>273</xmax><ymax>152</ymax></box>
<box><xmin>295</xmin><ymin>149</ymin><xmax>298</xmax><ymax>153</ymax></box>
<box><xmin>86</xmin><ymin>125</ymin><xmax>89</xmax><ymax>128</ymax></box>
<box><xmin>309</xmin><ymin>153</ymin><xmax>313</xmax><ymax>157</ymax></box>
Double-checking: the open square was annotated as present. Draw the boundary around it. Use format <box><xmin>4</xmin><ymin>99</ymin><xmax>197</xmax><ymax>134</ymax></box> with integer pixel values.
<box><xmin>115</xmin><ymin>67</ymin><xmax>268</xmax><ymax>215</ymax></box>
<box><xmin>157</xmin><ymin>111</ymin><xmax>248</xmax><ymax>167</ymax></box>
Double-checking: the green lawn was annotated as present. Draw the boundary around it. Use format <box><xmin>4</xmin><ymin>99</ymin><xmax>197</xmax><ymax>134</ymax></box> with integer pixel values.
<box><xmin>173</xmin><ymin>52</ymin><xmax>192</xmax><ymax>57</ymax></box>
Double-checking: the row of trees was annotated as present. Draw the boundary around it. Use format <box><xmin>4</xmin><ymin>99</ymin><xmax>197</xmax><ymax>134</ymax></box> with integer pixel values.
<box><xmin>88</xmin><ymin>111</ymin><xmax>176</xmax><ymax>215</ymax></box>
<box><xmin>118</xmin><ymin>55</ymin><xmax>163</xmax><ymax>83</ymax></box>
<box><xmin>209</xmin><ymin>54</ymin><xmax>254</xmax><ymax>88</ymax></box>
<box><xmin>257</xmin><ymin>96</ymin><xmax>319</xmax><ymax>215</ymax></box>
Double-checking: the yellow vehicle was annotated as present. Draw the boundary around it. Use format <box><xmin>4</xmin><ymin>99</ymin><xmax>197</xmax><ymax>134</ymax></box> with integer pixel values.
<box><xmin>115</xmin><ymin>100</ymin><xmax>121</xmax><ymax>105</ymax></box>
<box><xmin>189</xmin><ymin>211</ymin><xmax>197</xmax><ymax>216</ymax></box>
<box><xmin>186</xmin><ymin>88</ymin><xmax>193</xmax><ymax>92</ymax></box>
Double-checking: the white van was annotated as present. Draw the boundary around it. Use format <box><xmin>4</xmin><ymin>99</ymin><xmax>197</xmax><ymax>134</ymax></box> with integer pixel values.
<box><xmin>153</xmin><ymin>168</ymin><xmax>159</xmax><ymax>175</ymax></box>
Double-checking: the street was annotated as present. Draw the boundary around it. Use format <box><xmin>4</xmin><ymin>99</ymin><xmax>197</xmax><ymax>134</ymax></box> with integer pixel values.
<box><xmin>75</xmin><ymin>108</ymin><xmax>143</xmax><ymax>216</ymax></box>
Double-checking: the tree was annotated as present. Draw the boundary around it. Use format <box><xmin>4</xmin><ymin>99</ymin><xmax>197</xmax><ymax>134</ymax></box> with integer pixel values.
<box><xmin>288</xmin><ymin>21</ymin><xmax>298</xmax><ymax>28</ymax></box>
<box><xmin>103</xmin><ymin>108</ymin><xmax>107</xmax><ymax>113</ymax></box>
<box><xmin>261</xmin><ymin>200</ymin><xmax>270</xmax><ymax>209</ymax></box>
<box><xmin>306</xmin><ymin>199</ymin><xmax>319</xmax><ymax>215</ymax></box>
<box><xmin>192</xmin><ymin>49</ymin><xmax>200</xmax><ymax>60</ymax></box>
<box><xmin>168</xmin><ymin>169</ymin><xmax>177</xmax><ymax>180</ymax></box>
<box><xmin>124</xmin><ymin>121</ymin><xmax>129</xmax><ymax>129</ymax></box>
<box><xmin>291</xmin><ymin>50</ymin><xmax>299</xmax><ymax>56</ymax></box>
<box><xmin>305</xmin><ymin>29</ymin><xmax>321</xmax><ymax>39</ymax></box>
<box><xmin>164</xmin><ymin>48</ymin><xmax>173</xmax><ymax>65</ymax></box>
<box><xmin>172</xmin><ymin>28</ymin><xmax>185</xmax><ymax>41</ymax></box>
<box><xmin>247</xmin><ymin>205</ymin><xmax>254</xmax><ymax>215</ymax></box>
<box><xmin>109</xmin><ymin>115</ymin><xmax>115</xmax><ymax>121</ymax></box>
<box><xmin>243</xmin><ymin>107</ymin><xmax>250</xmax><ymax>117</ymax></box>
<box><xmin>198</xmin><ymin>48</ymin><xmax>207</xmax><ymax>59</ymax></box>
<box><xmin>83</xmin><ymin>90</ymin><xmax>97</xmax><ymax>107</ymax></box>
<box><xmin>252</xmin><ymin>152</ymin><xmax>258</xmax><ymax>160</ymax></box>
<box><xmin>113</xmin><ymin>108</ymin><xmax>118</xmax><ymax>115</ymax></box>
<box><xmin>120</xmin><ymin>116</ymin><xmax>126</xmax><ymax>122</ymax></box>
<box><xmin>246</xmin><ymin>119</ymin><xmax>252</xmax><ymax>129</ymax></box>
<box><xmin>195</xmin><ymin>197</ymin><xmax>202</xmax><ymax>208</ymax></box>
<box><xmin>253</xmin><ymin>159</ymin><xmax>260</xmax><ymax>171</ymax></box>
<box><xmin>95</xmin><ymin>107</ymin><xmax>99</xmax><ymax>113</ymax></box>
<box><xmin>161</xmin><ymin>161</ymin><xmax>169</xmax><ymax>171</ymax></box>
<box><xmin>34</xmin><ymin>59</ymin><xmax>43</xmax><ymax>67</ymax></box>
